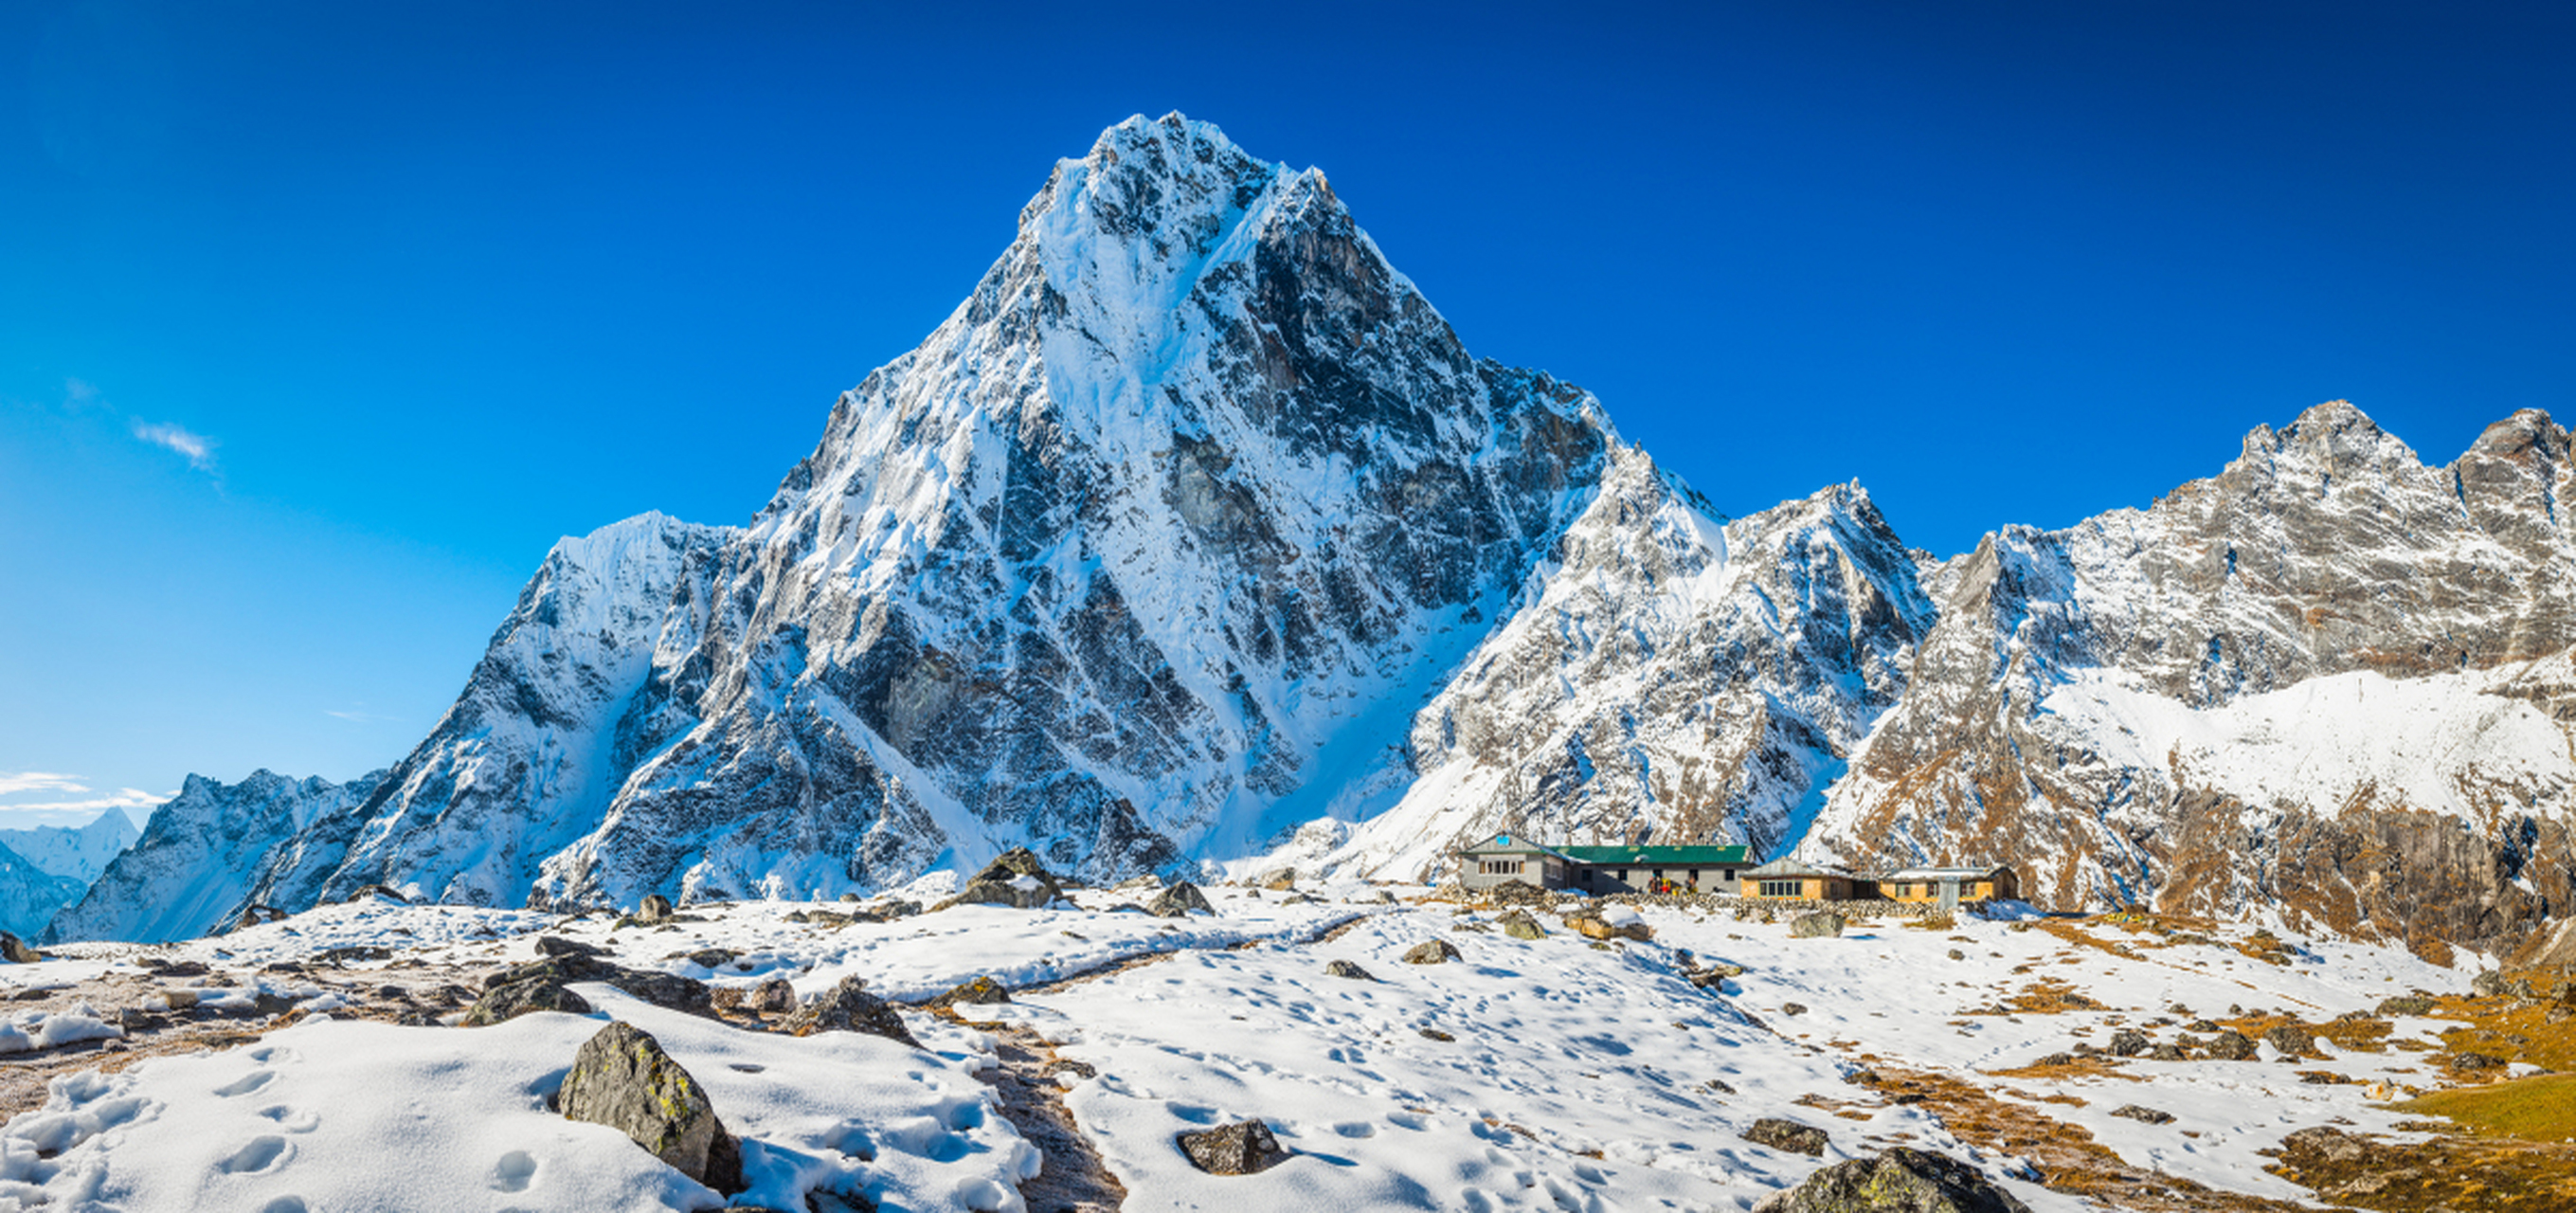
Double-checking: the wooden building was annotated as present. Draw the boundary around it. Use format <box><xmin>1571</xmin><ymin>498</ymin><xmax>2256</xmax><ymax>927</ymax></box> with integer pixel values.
<box><xmin>1451</xmin><ymin>836</ymin><xmax>1748</xmax><ymax>894</ymax></box>
<box><xmin>1453</xmin><ymin>834</ymin><xmax>1576</xmax><ymax>892</ymax></box>
<box><xmin>1738</xmin><ymin>857</ymin><xmax>1864</xmax><ymax>901</ymax></box>
<box><xmin>1875</xmin><ymin>864</ymin><xmax>2019</xmax><ymax>907</ymax></box>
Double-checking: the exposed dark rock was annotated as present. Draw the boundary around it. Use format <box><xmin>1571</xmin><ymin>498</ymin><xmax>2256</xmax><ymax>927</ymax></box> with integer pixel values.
<box><xmin>2108</xmin><ymin>1028</ymin><xmax>2150</xmax><ymax>1058</ymax></box>
<box><xmin>748</xmin><ymin>978</ymin><xmax>798</xmax><ymax>1015</ymax></box>
<box><xmin>1401</xmin><ymin>939</ymin><xmax>1462</xmax><ymax>965</ymax></box>
<box><xmin>2111</xmin><ymin>1105</ymin><xmax>2175</xmax><ymax>1125</ymax></box>
<box><xmin>1740</xmin><ymin>1117</ymin><xmax>1829</xmax><ymax>1156</ymax></box>
<box><xmin>1788</xmin><ymin>912</ymin><xmax>1845</xmax><ymax>939</ymax></box>
<box><xmin>637</xmin><ymin>894</ymin><xmax>673</xmax><ymax>923</ymax></box>
<box><xmin>927</xmin><ymin>975</ymin><xmax>1012</xmax><ymax>1008</ymax></box>
<box><xmin>1496</xmin><ymin>910</ymin><xmax>1546</xmax><ymax>940</ymax></box>
<box><xmin>1751</xmin><ymin>1146</ymin><xmax>2031</xmax><ymax>1213</ymax></box>
<box><xmin>1324</xmin><ymin>959</ymin><xmax>1376</xmax><ymax>981</ymax></box>
<box><xmin>2279</xmin><ymin>1126</ymin><xmax>2370</xmax><ymax>1167</ymax></box>
<box><xmin>2206</xmin><ymin>1031</ymin><xmax>2259</xmax><ymax>1060</ymax></box>
<box><xmin>2264</xmin><ymin>1023</ymin><xmax>2316</xmax><ymax>1059</ymax></box>
<box><xmin>0</xmin><ymin>932</ymin><xmax>45</xmax><ymax>965</ymax></box>
<box><xmin>782</xmin><ymin>976</ymin><xmax>919</xmax><ymax>1047</ymax></box>
<box><xmin>558</xmin><ymin>1022</ymin><xmax>744</xmax><ymax>1193</ymax></box>
<box><xmin>1178</xmin><ymin>1119</ymin><xmax>1292</xmax><ymax>1175</ymax></box>
<box><xmin>1148</xmin><ymin>881</ymin><xmax>1215</xmax><ymax>918</ymax></box>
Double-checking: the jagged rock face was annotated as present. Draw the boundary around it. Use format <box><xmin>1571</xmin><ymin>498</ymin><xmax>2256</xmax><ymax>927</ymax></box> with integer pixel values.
<box><xmin>1811</xmin><ymin>405</ymin><xmax>2576</xmax><ymax>955</ymax></box>
<box><xmin>46</xmin><ymin>769</ymin><xmax>384</xmax><ymax>943</ymax></box>
<box><xmin>1324</xmin><ymin>454</ymin><xmax>1936</xmax><ymax>879</ymax></box>
<box><xmin>518</xmin><ymin>113</ymin><xmax>1612</xmax><ymax>906</ymax></box>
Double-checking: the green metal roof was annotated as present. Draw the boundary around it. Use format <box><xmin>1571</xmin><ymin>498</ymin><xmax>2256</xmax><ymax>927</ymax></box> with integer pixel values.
<box><xmin>1554</xmin><ymin>844</ymin><xmax>1749</xmax><ymax>865</ymax></box>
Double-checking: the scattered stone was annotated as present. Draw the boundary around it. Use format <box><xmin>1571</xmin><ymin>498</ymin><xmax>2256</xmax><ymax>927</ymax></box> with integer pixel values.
<box><xmin>1703</xmin><ymin>1077</ymin><xmax>1737</xmax><ymax>1095</ymax></box>
<box><xmin>2264</xmin><ymin>1023</ymin><xmax>2316</xmax><ymax>1059</ymax></box>
<box><xmin>2111</xmin><ymin>1105</ymin><xmax>2175</xmax><ymax>1125</ymax></box>
<box><xmin>782</xmin><ymin>976</ymin><xmax>919</xmax><ymax>1047</ymax></box>
<box><xmin>1788</xmin><ymin>912</ymin><xmax>1845</xmax><ymax>940</ymax></box>
<box><xmin>1496</xmin><ymin>910</ymin><xmax>1546</xmax><ymax>940</ymax></box>
<box><xmin>2279</xmin><ymin>1126</ymin><xmax>2369</xmax><ymax>1167</ymax></box>
<box><xmin>1749</xmin><ymin>1146</ymin><xmax>2031</xmax><ymax>1213</ymax></box>
<box><xmin>465</xmin><ymin>977</ymin><xmax>593</xmax><ymax>1024</ymax></box>
<box><xmin>2147</xmin><ymin>1042</ymin><xmax>2187</xmax><ymax>1061</ymax></box>
<box><xmin>2032</xmin><ymin>1052</ymin><xmax>2076</xmax><ymax>1067</ymax></box>
<box><xmin>1402</xmin><ymin>940</ymin><xmax>1462</xmax><ymax>965</ymax></box>
<box><xmin>466</xmin><ymin>948</ymin><xmax>713</xmax><ymax>1025</ymax></box>
<box><xmin>1781</xmin><ymin>1003</ymin><xmax>1808</xmax><ymax>1017</ymax></box>
<box><xmin>944</xmin><ymin>847</ymin><xmax>1066</xmax><ymax>911</ymax></box>
<box><xmin>2108</xmin><ymin>1028</ymin><xmax>2150</xmax><ymax>1058</ymax></box>
<box><xmin>1043</xmin><ymin>1058</ymin><xmax>1098</xmax><ymax>1080</ymax></box>
<box><xmin>1178</xmin><ymin>1119</ymin><xmax>1292</xmax><ymax>1175</ymax></box>
<box><xmin>2450</xmin><ymin>1051</ymin><xmax>2503</xmax><ymax>1071</ymax></box>
<box><xmin>1260</xmin><ymin>869</ymin><xmax>1298</xmax><ymax>892</ymax></box>
<box><xmin>637</xmin><ymin>894</ymin><xmax>674</xmax><ymax>923</ymax></box>
<box><xmin>1740</xmin><ymin>1116</ymin><xmax>1830</xmax><ymax>1156</ymax></box>
<box><xmin>558</xmin><ymin>1022</ymin><xmax>745</xmax><ymax>1193</ymax></box>
<box><xmin>1418</xmin><ymin>1026</ymin><xmax>1454</xmax><ymax>1041</ymax></box>
<box><xmin>2185</xmin><ymin>1019</ymin><xmax>2221</xmax><ymax>1033</ymax></box>
<box><xmin>927</xmin><ymin>975</ymin><xmax>1012</xmax><ymax>1009</ymax></box>
<box><xmin>536</xmin><ymin>935</ymin><xmax>607</xmax><ymax>960</ymax></box>
<box><xmin>1324</xmin><ymin>959</ymin><xmax>1376</xmax><ymax>982</ymax></box>
<box><xmin>685</xmin><ymin>949</ymin><xmax>738</xmax><ymax>970</ymax></box>
<box><xmin>1148</xmin><ymin>881</ymin><xmax>1215</xmax><ymax>918</ymax></box>
<box><xmin>2471</xmin><ymin>969</ymin><xmax>2509</xmax><ymax>998</ymax></box>
<box><xmin>232</xmin><ymin>905</ymin><xmax>290</xmax><ymax>932</ymax></box>
<box><xmin>711</xmin><ymin>987</ymin><xmax>746</xmax><ymax>1011</ymax></box>
<box><xmin>1947</xmin><ymin>948</ymin><xmax>1966</xmax><ymax>961</ymax></box>
<box><xmin>2377</xmin><ymin>994</ymin><xmax>2439</xmax><ymax>1017</ymax></box>
<box><xmin>748</xmin><ymin>978</ymin><xmax>798</xmax><ymax>1015</ymax></box>
<box><xmin>2206</xmin><ymin>1031</ymin><xmax>2259</xmax><ymax>1060</ymax></box>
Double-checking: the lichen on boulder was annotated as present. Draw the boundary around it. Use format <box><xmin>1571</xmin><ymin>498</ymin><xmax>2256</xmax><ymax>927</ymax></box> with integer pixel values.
<box><xmin>1750</xmin><ymin>1146</ymin><xmax>2030</xmax><ymax>1212</ymax></box>
<box><xmin>558</xmin><ymin>1021</ymin><xmax>745</xmax><ymax>1194</ymax></box>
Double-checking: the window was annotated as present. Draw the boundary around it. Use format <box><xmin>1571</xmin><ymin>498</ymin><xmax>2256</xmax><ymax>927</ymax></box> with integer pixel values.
<box><xmin>1894</xmin><ymin>881</ymin><xmax>1912</xmax><ymax>897</ymax></box>
<box><xmin>1479</xmin><ymin>859</ymin><xmax>1522</xmax><ymax>875</ymax></box>
<box><xmin>1758</xmin><ymin>879</ymin><xmax>1802</xmax><ymax>897</ymax></box>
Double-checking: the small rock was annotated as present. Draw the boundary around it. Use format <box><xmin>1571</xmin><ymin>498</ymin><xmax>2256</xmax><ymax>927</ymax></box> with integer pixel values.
<box><xmin>1781</xmin><ymin>1003</ymin><xmax>1808</xmax><ymax>1017</ymax></box>
<box><xmin>2206</xmin><ymin>1031</ymin><xmax>2259</xmax><ymax>1061</ymax></box>
<box><xmin>782</xmin><ymin>976</ymin><xmax>919</xmax><ymax>1047</ymax></box>
<box><xmin>748</xmin><ymin>978</ymin><xmax>798</xmax><ymax>1015</ymax></box>
<box><xmin>342</xmin><ymin>884</ymin><xmax>409</xmax><ymax>904</ymax></box>
<box><xmin>1043</xmin><ymin>1058</ymin><xmax>1098</xmax><ymax>1080</ymax></box>
<box><xmin>558</xmin><ymin>1021</ymin><xmax>745</xmax><ymax>1193</ymax></box>
<box><xmin>2450</xmin><ymin>1051</ymin><xmax>2503</xmax><ymax>1071</ymax></box>
<box><xmin>1495</xmin><ymin>910</ymin><xmax>1546</xmax><ymax>940</ymax></box>
<box><xmin>465</xmin><ymin>977</ymin><xmax>592</xmax><ymax>1025</ymax></box>
<box><xmin>1401</xmin><ymin>940</ymin><xmax>1462</xmax><ymax>965</ymax></box>
<box><xmin>2279</xmin><ymin>1126</ymin><xmax>2369</xmax><ymax>1167</ymax></box>
<box><xmin>1788</xmin><ymin>912</ymin><xmax>1845</xmax><ymax>940</ymax></box>
<box><xmin>2108</xmin><ymin>1028</ymin><xmax>2150</xmax><ymax>1058</ymax></box>
<box><xmin>2264</xmin><ymin>1023</ymin><xmax>2315</xmax><ymax>1059</ymax></box>
<box><xmin>2147</xmin><ymin>1042</ymin><xmax>2187</xmax><ymax>1061</ymax></box>
<box><xmin>2185</xmin><ymin>1019</ymin><xmax>2221</xmax><ymax>1033</ymax></box>
<box><xmin>637</xmin><ymin>894</ymin><xmax>674</xmax><ymax>923</ymax></box>
<box><xmin>1178</xmin><ymin>1119</ymin><xmax>1292</xmax><ymax>1175</ymax></box>
<box><xmin>1148</xmin><ymin>881</ymin><xmax>1216</xmax><ymax>918</ymax></box>
<box><xmin>685</xmin><ymin>949</ymin><xmax>737</xmax><ymax>970</ymax></box>
<box><xmin>1749</xmin><ymin>1146</ymin><xmax>2031</xmax><ymax>1213</ymax></box>
<box><xmin>1324</xmin><ymin>959</ymin><xmax>1376</xmax><ymax>982</ymax></box>
<box><xmin>1418</xmin><ymin>1026</ymin><xmax>1454</xmax><ymax>1041</ymax></box>
<box><xmin>2111</xmin><ymin>1105</ymin><xmax>2175</xmax><ymax>1125</ymax></box>
<box><xmin>2377</xmin><ymin>995</ymin><xmax>2438</xmax><ymax>1017</ymax></box>
<box><xmin>1947</xmin><ymin>949</ymin><xmax>1966</xmax><ymax>961</ymax></box>
<box><xmin>1260</xmin><ymin>868</ymin><xmax>1298</xmax><ymax>892</ymax></box>
<box><xmin>2032</xmin><ymin>1052</ymin><xmax>2076</xmax><ymax>1067</ymax></box>
<box><xmin>927</xmin><ymin>975</ymin><xmax>1012</xmax><ymax>1008</ymax></box>
<box><xmin>1740</xmin><ymin>1116</ymin><xmax>1829</xmax><ymax>1156</ymax></box>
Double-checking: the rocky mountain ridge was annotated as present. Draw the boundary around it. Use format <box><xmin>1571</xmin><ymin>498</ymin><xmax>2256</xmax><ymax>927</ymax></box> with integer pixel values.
<box><xmin>50</xmin><ymin>116</ymin><xmax>2576</xmax><ymax>961</ymax></box>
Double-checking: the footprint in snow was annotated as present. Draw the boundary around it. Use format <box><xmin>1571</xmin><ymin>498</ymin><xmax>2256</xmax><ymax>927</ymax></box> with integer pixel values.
<box><xmin>257</xmin><ymin>1106</ymin><xmax>320</xmax><ymax>1133</ymax></box>
<box><xmin>214</xmin><ymin>1071</ymin><xmax>278</xmax><ymax>1097</ymax></box>
<box><xmin>491</xmin><ymin>1150</ymin><xmax>537</xmax><ymax>1192</ymax></box>
<box><xmin>258</xmin><ymin>1198</ymin><xmax>306</xmax><ymax>1213</ymax></box>
<box><xmin>218</xmin><ymin>1135</ymin><xmax>292</xmax><ymax>1174</ymax></box>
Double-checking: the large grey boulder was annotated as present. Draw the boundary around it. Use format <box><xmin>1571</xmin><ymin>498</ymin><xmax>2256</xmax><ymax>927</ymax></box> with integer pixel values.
<box><xmin>464</xmin><ymin>940</ymin><xmax>713</xmax><ymax>1025</ymax></box>
<box><xmin>1788</xmin><ymin>912</ymin><xmax>1846</xmax><ymax>939</ymax></box>
<box><xmin>559</xmin><ymin>1022</ymin><xmax>744</xmax><ymax>1194</ymax></box>
<box><xmin>1178</xmin><ymin>1119</ymin><xmax>1292</xmax><ymax>1175</ymax></box>
<box><xmin>782</xmin><ymin>976</ymin><xmax>918</xmax><ymax>1047</ymax></box>
<box><xmin>1148</xmin><ymin>881</ymin><xmax>1215</xmax><ymax>918</ymax></box>
<box><xmin>1750</xmin><ymin>1147</ymin><xmax>2031</xmax><ymax>1212</ymax></box>
<box><xmin>941</xmin><ymin>847</ymin><xmax>1066</xmax><ymax>911</ymax></box>
<box><xmin>1402</xmin><ymin>939</ymin><xmax>1462</xmax><ymax>965</ymax></box>
<box><xmin>1496</xmin><ymin>910</ymin><xmax>1546</xmax><ymax>940</ymax></box>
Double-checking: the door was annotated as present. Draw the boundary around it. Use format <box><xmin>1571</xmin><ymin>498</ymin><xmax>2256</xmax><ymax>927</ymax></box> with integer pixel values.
<box><xmin>1938</xmin><ymin>879</ymin><xmax>1959</xmax><ymax>911</ymax></box>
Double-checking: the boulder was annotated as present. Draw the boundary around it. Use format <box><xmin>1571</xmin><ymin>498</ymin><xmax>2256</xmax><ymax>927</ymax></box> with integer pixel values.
<box><xmin>1177</xmin><ymin>1119</ymin><xmax>1292</xmax><ymax>1175</ymax></box>
<box><xmin>1401</xmin><ymin>940</ymin><xmax>1462</xmax><ymax>965</ymax></box>
<box><xmin>2111</xmin><ymin>1105</ymin><xmax>2175</xmax><ymax>1125</ymax></box>
<box><xmin>2279</xmin><ymin>1126</ymin><xmax>2369</xmax><ymax>1167</ymax></box>
<box><xmin>0</xmin><ymin>932</ymin><xmax>43</xmax><ymax>965</ymax></box>
<box><xmin>1324</xmin><ymin>959</ymin><xmax>1377</xmax><ymax>982</ymax></box>
<box><xmin>636</xmin><ymin>894</ymin><xmax>674</xmax><ymax>923</ymax></box>
<box><xmin>2108</xmin><ymin>1028</ymin><xmax>2150</xmax><ymax>1058</ymax></box>
<box><xmin>782</xmin><ymin>976</ymin><xmax>919</xmax><ymax>1047</ymax></box>
<box><xmin>342</xmin><ymin>884</ymin><xmax>409</xmax><ymax>904</ymax></box>
<box><xmin>1788</xmin><ymin>911</ymin><xmax>1845</xmax><ymax>939</ymax></box>
<box><xmin>1496</xmin><ymin>910</ymin><xmax>1546</xmax><ymax>940</ymax></box>
<box><xmin>2206</xmin><ymin>1030</ymin><xmax>2259</xmax><ymax>1060</ymax></box>
<box><xmin>465</xmin><ymin>974</ymin><xmax>593</xmax><ymax>1025</ymax></box>
<box><xmin>2377</xmin><ymin>994</ymin><xmax>2439</xmax><ymax>1017</ymax></box>
<box><xmin>1260</xmin><ymin>869</ymin><xmax>1298</xmax><ymax>892</ymax></box>
<box><xmin>1740</xmin><ymin>1116</ymin><xmax>1829</xmax><ymax>1156</ymax></box>
<box><xmin>1749</xmin><ymin>1146</ymin><xmax>2031</xmax><ymax>1213</ymax></box>
<box><xmin>1148</xmin><ymin>881</ymin><xmax>1215</xmax><ymax>918</ymax></box>
<box><xmin>558</xmin><ymin>1022</ymin><xmax>745</xmax><ymax>1193</ymax></box>
<box><xmin>466</xmin><ymin>950</ymin><xmax>712</xmax><ymax>1025</ymax></box>
<box><xmin>939</xmin><ymin>848</ymin><xmax>1066</xmax><ymax>911</ymax></box>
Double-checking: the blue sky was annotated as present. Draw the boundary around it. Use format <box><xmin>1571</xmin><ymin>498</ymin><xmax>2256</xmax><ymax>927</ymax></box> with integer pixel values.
<box><xmin>3</xmin><ymin>0</ymin><xmax>2568</xmax><ymax>827</ymax></box>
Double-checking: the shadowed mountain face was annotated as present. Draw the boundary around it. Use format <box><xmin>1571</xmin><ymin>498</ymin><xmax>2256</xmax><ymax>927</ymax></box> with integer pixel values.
<box><xmin>53</xmin><ymin>116</ymin><xmax>2576</xmax><ymax>962</ymax></box>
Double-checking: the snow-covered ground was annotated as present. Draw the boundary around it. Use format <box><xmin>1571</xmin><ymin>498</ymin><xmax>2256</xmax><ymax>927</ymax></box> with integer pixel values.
<box><xmin>0</xmin><ymin>887</ymin><xmax>2495</xmax><ymax>1211</ymax></box>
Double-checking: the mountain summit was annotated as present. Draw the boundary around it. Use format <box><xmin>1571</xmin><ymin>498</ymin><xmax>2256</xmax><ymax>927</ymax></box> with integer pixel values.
<box><xmin>53</xmin><ymin>122</ymin><xmax>2576</xmax><ymax>964</ymax></box>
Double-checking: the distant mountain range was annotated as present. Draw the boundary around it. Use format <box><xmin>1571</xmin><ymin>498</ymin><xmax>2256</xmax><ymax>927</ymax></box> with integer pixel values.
<box><xmin>50</xmin><ymin>115</ymin><xmax>2575</xmax><ymax>962</ymax></box>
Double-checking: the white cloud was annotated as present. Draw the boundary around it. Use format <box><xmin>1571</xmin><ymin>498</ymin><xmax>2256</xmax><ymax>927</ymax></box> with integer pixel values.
<box><xmin>0</xmin><ymin>771</ymin><xmax>87</xmax><ymax>796</ymax></box>
<box><xmin>0</xmin><ymin>787</ymin><xmax>168</xmax><ymax>813</ymax></box>
<box><xmin>129</xmin><ymin>418</ymin><xmax>218</xmax><ymax>473</ymax></box>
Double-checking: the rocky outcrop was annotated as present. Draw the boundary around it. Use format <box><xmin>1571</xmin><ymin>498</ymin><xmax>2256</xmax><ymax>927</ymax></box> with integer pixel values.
<box><xmin>782</xmin><ymin>976</ymin><xmax>918</xmax><ymax>1046</ymax></box>
<box><xmin>1751</xmin><ymin>1146</ymin><xmax>2030</xmax><ymax>1212</ymax></box>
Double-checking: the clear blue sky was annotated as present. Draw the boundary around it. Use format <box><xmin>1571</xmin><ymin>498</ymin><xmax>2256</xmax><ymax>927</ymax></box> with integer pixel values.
<box><xmin>3</xmin><ymin>0</ymin><xmax>2568</xmax><ymax>827</ymax></box>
